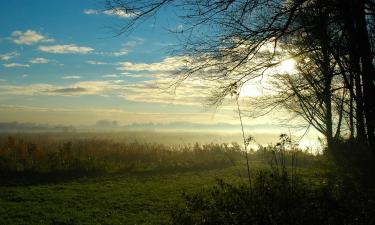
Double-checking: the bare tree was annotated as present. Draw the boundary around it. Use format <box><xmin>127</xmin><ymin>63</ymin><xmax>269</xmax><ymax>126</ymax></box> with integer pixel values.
<box><xmin>105</xmin><ymin>0</ymin><xmax>375</xmax><ymax>155</ymax></box>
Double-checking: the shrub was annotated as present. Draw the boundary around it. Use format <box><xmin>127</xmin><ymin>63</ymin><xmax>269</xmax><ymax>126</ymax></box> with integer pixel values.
<box><xmin>170</xmin><ymin>135</ymin><xmax>375</xmax><ymax>225</ymax></box>
<box><xmin>171</xmin><ymin>165</ymin><xmax>375</xmax><ymax>225</ymax></box>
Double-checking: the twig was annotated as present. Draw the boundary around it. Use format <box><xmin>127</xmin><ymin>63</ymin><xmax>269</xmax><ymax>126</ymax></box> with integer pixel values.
<box><xmin>236</xmin><ymin>94</ymin><xmax>252</xmax><ymax>189</ymax></box>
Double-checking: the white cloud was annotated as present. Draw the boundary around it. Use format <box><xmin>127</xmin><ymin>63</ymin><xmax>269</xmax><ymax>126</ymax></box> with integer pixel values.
<box><xmin>117</xmin><ymin>56</ymin><xmax>187</xmax><ymax>72</ymax></box>
<box><xmin>3</xmin><ymin>63</ymin><xmax>30</xmax><ymax>68</ymax></box>
<box><xmin>102</xmin><ymin>74</ymin><xmax>120</xmax><ymax>78</ymax></box>
<box><xmin>95</xmin><ymin>39</ymin><xmax>142</xmax><ymax>57</ymax></box>
<box><xmin>174</xmin><ymin>24</ymin><xmax>184</xmax><ymax>32</ymax></box>
<box><xmin>112</xmin><ymin>49</ymin><xmax>129</xmax><ymax>56</ymax></box>
<box><xmin>62</xmin><ymin>76</ymin><xmax>81</xmax><ymax>79</ymax></box>
<box><xmin>83</xmin><ymin>8</ymin><xmax>136</xmax><ymax>18</ymax></box>
<box><xmin>29</xmin><ymin>57</ymin><xmax>50</xmax><ymax>64</ymax></box>
<box><xmin>0</xmin><ymin>73</ymin><xmax>210</xmax><ymax>106</ymax></box>
<box><xmin>104</xmin><ymin>8</ymin><xmax>136</xmax><ymax>18</ymax></box>
<box><xmin>96</xmin><ymin>49</ymin><xmax>129</xmax><ymax>57</ymax></box>
<box><xmin>0</xmin><ymin>56</ymin><xmax>223</xmax><ymax>106</ymax></box>
<box><xmin>49</xmin><ymin>80</ymin><xmax>127</xmax><ymax>96</ymax></box>
<box><xmin>123</xmin><ymin>74</ymin><xmax>145</xmax><ymax>78</ymax></box>
<box><xmin>123</xmin><ymin>39</ymin><xmax>143</xmax><ymax>48</ymax></box>
<box><xmin>83</xmin><ymin>9</ymin><xmax>99</xmax><ymax>15</ymax></box>
<box><xmin>86</xmin><ymin>60</ymin><xmax>112</xmax><ymax>65</ymax></box>
<box><xmin>0</xmin><ymin>51</ymin><xmax>19</xmax><ymax>61</ymax></box>
<box><xmin>11</xmin><ymin>30</ymin><xmax>54</xmax><ymax>45</ymax></box>
<box><xmin>38</xmin><ymin>44</ymin><xmax>94</xmax><ymax>54</ymax></box>
<box><xmin>121</xmin><ymin>78</ymin><xmax>213</xmax><ymax>106</ymax></box>
<box><xmin>0</xmin><ymin>80</ymin><xmax>122</xmax><ymax>97</ymax></box>
<box><xmin>0</xmin><ymin>83</ymin><xmax>54</xmax><ymax>95</ymax></box>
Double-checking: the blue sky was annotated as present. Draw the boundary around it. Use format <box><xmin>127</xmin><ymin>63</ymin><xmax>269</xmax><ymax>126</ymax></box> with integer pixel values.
<box><xmin>0</xmin><ymin>0</ymin><xmax>323</xmax><ymax>148</ymax></box>
<box><xmin>0</xmin><ymin>0</ymin><xmax>247</xmax><ymax>126</ymax></box>
<box><xmin>0</xmin><ymin>1</ymin><xmax>322</xmax><ymax>142</ymax></box>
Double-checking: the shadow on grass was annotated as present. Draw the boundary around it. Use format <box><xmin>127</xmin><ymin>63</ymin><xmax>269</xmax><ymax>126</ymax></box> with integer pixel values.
<box><xmin>0</xmin><ymin>170</ymin><xmax>105</xmax><ymax>186</ymax></box>
<box><xmin>0</xmin><ymin>162</ymin><xmax>237</xmax><ymax>187</ymax></box>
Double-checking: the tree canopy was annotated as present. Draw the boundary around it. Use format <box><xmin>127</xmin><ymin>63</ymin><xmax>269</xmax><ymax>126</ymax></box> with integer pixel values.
<box><xmin>105</xmin><ymin>0</ymin><xmax>375</xmax><ymax>157</ymax></box>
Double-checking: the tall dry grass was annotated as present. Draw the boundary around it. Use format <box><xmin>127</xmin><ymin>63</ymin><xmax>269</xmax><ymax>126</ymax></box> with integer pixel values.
<box><xmin>0</xmin><ymin>135</ymin><xmax>244</xmax><ymax>175</ymax></box>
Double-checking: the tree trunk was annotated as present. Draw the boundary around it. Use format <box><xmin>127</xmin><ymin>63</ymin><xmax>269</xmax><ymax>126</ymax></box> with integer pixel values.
<box><xmin>354</xmin><ymin>72</ymin><xmax>366</xmax><ymax>141</ymax></box>
<box><xmin>349</xmin><ymin>73</ymin><xmax>354</xmax><ymax>139</ymax></box>
<box><xmin>353</xmin><ymin>0</ymin><xmax>375</xmax><ymax>157</ymax></box>
<box><xmin>342</xmin><ymin>0</ymin><xmax>367</xmax><ymax>141</ymax></box>
<box><xmin>319</xmin><ymin>1</ymin><xmax>334</xmax><ymax>150</ymax></box>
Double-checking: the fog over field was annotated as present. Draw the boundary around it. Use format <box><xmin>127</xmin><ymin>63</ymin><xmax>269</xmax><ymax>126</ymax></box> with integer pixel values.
<box><xmin>0</xmin><ymin>120</ymin><xmax>322</xmax><ymax>150</ymax></box>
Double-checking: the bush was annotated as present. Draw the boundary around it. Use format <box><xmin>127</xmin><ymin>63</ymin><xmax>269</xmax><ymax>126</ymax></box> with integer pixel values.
<box><xmin>171</xmin><ymin>167</ymin><xmax>375</xmax><ymax>225</ymax></box>
<box><xmin>170</xmin><ymin>135</ymin><xmax>375</xmax><ymax>225</ymax></box>
<box><xmin>328</xmin><ymin>138</ymin><xmax>374</xmax><ymax>187</ymax></box>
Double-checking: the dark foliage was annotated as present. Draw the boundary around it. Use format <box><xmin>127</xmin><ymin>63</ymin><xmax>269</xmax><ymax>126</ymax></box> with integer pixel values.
<box><xmin>170</xmin><ymin>137</ymin><xmax>375</xmax><ymax>225</ymax></box>
<box><xmin>171</xmin><ymin>167</ymin><xmax>375</xmax><ymax>225</ymax></box>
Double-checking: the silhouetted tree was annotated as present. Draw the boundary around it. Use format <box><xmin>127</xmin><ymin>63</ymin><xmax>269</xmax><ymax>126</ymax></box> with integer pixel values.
<box><xmin>105</xmin><ymin>0</ymin><xmax>375</xmax><ymax>156</ymax></box>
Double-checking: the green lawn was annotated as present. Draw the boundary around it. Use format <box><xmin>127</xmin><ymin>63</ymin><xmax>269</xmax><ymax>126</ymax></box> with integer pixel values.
<box><xmin>0</xmin><ymin>166</ymin><xmax>249</xmax><ymax>225</ymax></box>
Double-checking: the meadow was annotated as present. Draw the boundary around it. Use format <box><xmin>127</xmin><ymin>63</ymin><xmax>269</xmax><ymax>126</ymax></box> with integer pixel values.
<box><xmin>0</xmin><ymin>132</ymin><xmax>371</xmax><ymax>225</ymax></box>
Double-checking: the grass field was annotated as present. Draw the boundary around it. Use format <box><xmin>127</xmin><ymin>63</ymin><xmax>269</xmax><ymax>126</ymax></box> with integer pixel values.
<box><xmin>0</xmin><ymin>132</ymin><xmax>327</xmax><ymax>225</ymax></box>
<box><xmin>0</xmin><ymin>165</ymin><xmax>254</xmax><ymax>225</ymax></box>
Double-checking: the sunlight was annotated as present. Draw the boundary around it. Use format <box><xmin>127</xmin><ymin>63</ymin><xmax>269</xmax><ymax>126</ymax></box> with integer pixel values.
<box><xmin>240</xmin><ymin>58</ymin><xmax>297</xmax><ymax>97</ymax></box>
<box><xmin>239</xmin><ymin>82</ymin><xmax>263</xmax><ymax>97</ymax></box>
<box><xmin>278</xmin><ymin>58</ymin><xmax>297</xmax><ymax>74</ymax></box>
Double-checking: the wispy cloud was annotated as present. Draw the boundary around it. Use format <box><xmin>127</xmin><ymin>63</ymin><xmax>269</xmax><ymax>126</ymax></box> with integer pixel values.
<box><xmin>0</xmin><ymin>54</ymin><xmax>220</xmax><ymax>106</ymax></box>
<box><xmin>121</xmin><ymin>78</ymin><xmax>213</xmax><ymax>106</ymax></box>
<box><xmin>83</xmin><ymin>8</ymin><xmax>136</xmax><ymax>18</ymax></box>
<box><xmin>38</xmin><ymin>44</ymin><xmax>93</xmax><ymax>54</ymax></box>
<box><xmin>3</xmin><ymin>63</ymin><xmax>30</xmax><ymax>68</ymax></box>
<box><xmin>0</xmin><ymin>51</ymin><xmax>19</xmax><ymax>61</ymax></box>
<box><xmin>0</xmin><ymin>75</ymin><xmax>210</xmax><ymax>106</ymax></box>
<box><xmin>11</xmin><ymin>29</ymin><xmax>54</xmax><ymax>45</ymax></box>
<box><xmin>103</xmin><ymin>8</ymin><xmax>137</xmax><ymax>18</ymax></box>
<box><xmin>51</xmin><ymin>87</ymin><xmax>87</xmax><ymax>94</ymax></box>
<box><xmin>117</xmin><ymin>56</ymin><xmax>187</xmax><ymax>72</ymax></box>
<box><xmin>102</xmin><ymin>74</ymin><xmax>120</xmax><ymax>78</ymax></box>
<box><xmin>29</xmin><ymin>57</ymin><xmax>50</xmax><ymax>64</ymax></box>
<box><xmin>0</xmin><ymin>81</ymin><xmax>124</xmax><ymax>97</ymax></box>
<box><xmin>0</xmin><ymin>83</ymin><xmax>54</xmax><ymax>95</ymax></box>
<box><xmin>96</xmin><ymin>48</ymin><xmax>129</xmax><ymax>57</ymax></box>
<box><xmin>123</xmin><ymin>38</ymin><xmax>144</xmax><ymax>48</ymax></box>
<box><xmin>83</xmin><ymin>9</ymin><xmax>99</xmax><ymax>15</ymax></box>
<box><xmin>62</xmin><ymin>76</ymin><xmax>81</xmax><ymax>79</ymax></box>
<box><xmin>110</xmin><ymin>49</ymin><xmax>129</xmax><ymax>56</ymax></box>
<box><xmin>48</xmin><ymin>80</ymin><xmax>126</xmax><ymax>96</ymax></box>
<box><xmin>3</xmin><ymin>54</ymin><xmax>211</xmax><ymax>105</ymax></box>
<box><xmin>86</xmin><ymin>60</ymin><xmax>112</xmax><ymax>65</ymax></box>
<box><xmin>96</xmin><ymin>39</ymin><xmax>143</xmax><ymax>57</ymax></box>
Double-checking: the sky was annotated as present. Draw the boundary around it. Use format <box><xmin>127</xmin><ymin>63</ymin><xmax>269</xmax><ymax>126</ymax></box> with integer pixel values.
<box><xmin>0</xmin><ymin>0</ymin><xmax>321</xmax><ymax>147</ymax></box>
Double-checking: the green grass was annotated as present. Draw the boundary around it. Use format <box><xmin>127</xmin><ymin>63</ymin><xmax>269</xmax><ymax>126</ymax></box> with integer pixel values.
<box><xmin>0</xmin><ymin>165</ymin><xmax>252</xmax><ymax>225</ymax></box>
<box><xmin>0</xmin><ymin>133</ymin><xmax>327</xmax><ymax>225</ymax></box>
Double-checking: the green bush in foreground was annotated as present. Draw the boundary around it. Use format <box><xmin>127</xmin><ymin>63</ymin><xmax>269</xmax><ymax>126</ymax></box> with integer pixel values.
<box><xmin>170</xmin><ymin>135</ymin><xmax>375</xmax><ymax>225</ymax></box>
<box><xmin>171</xmin><ymin>167</ymin><xmax>375</xmax><ymax>225</ymax></box>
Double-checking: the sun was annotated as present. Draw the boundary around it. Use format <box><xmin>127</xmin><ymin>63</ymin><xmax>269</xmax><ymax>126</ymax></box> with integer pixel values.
<box><xmin>279</xmin><ymin>59</ymin><xmax>297</xmax><ymax>74</ymax></box>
